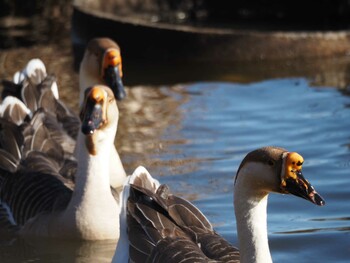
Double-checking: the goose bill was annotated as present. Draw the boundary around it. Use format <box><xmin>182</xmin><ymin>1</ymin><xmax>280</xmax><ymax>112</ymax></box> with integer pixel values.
<box><xmin>80</xmin><ymin>101</ymin><xmax>104</xmax><ymax>135</ymax></box>
<box><xmin>282</xmin><ymin>171</ymin><xmax>325</xmax><ymax>206</ymax></box>
<box><xmin>104</xmin><ymin>65</ymin><xmax>126</xmax><ymax>101</ymax></box>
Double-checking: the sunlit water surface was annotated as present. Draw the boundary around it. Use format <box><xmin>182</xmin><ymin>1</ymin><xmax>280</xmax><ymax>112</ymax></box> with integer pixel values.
<box><xmin>0</xmin><ymin>44</ymin><xmax>349</xmax><ymax>262</ymax></box>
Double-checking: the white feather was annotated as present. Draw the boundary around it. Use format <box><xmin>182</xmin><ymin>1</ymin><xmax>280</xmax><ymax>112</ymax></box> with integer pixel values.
<box><xmin>113</xmin><ymin>166</ymin><xmax>160</xmax><ymax>263</ymax></box>
<box><xmin>0</xmin><ymin>96</ymin><xmax>32</xmax><ymax>124</ymax></box>
<box><xmin>24</xmin><ymin>59</ymin><xmax>46</xmax><ymax>85</ymax></box>
<box><xmin>50</xmin><ymin>81</ymin><xmax>59</xmax><ymax>100</ymax></box>
<box><xmin>13</xmin><ymin>71</ymin><xmax>25</xmax><ymax>84</ymax></box>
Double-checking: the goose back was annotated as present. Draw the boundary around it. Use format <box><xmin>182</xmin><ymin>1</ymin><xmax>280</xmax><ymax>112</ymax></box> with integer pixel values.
<box><xmin>1</xmin><ymin>59</ymin><xmax>80</xmax><ymax>141</ymax></box>
<box><xmin>118</xmin><ymin>167</ymin><xmax>240</xmax><ymax>263</ymax></box>
<box><xmin>0</xmin><ymin>116</ymin><xmax>73</xmax><ymax>232</ymax></box>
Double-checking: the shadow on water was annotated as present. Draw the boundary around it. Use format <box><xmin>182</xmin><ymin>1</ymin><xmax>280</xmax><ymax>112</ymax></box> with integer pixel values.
<box><xmin>276</xmin><ymin>215</ymin><xmax>350</xmax><ymax>234</ymax></box>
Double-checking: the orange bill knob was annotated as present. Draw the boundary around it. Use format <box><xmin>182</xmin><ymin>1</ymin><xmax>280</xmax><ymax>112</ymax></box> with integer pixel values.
<box><xmin>281</xmin><ymin>152</ymin><xmax>304</xmax><ymax>186</ymax></box>
<box><xmin>280</xmin><ymin>152</ymin><xmax>325</xmax><ymax>206</ymax></box>
<box><xmin>90</xmin><ymin>85</ymin><xmax>105</xmax><ymax>103</ymax></box>
<box><xmin>103</xmin><ymin>49</ymin><xmax>123</xmax><ymax>77</ymax></box>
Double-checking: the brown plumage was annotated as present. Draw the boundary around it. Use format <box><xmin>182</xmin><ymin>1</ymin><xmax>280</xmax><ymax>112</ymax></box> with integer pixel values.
<box><xmin>117</xmin><ymin>168</ymin><xmax>239</xmax><ymax>263</ymax></box>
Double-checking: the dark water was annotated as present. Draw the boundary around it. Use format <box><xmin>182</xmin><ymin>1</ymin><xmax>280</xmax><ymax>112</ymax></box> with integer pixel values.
<box><xmin>0</xmin><ymin>42</ymin><xmax>350</xmax><ymax>262</ymax></box>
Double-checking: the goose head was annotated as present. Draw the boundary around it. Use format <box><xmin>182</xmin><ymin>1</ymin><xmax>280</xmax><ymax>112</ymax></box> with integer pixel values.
<box><xmin>79</xmin><ymin>38</ymin><xmax>126</xmax><ymax>102</ymax></box>
<box><xmin>235</xmin><ymin>146</ymin><xmax>325</xmax><ymax>206</ymax></box>
<box><xmin>80</xmin><ymin>85</ymin><xmax>119</xmax><ymax>155</ymax></box>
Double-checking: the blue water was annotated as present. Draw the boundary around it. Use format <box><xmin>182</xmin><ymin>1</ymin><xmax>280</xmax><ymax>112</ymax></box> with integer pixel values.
<box><xmin>120</xmin><ymin>79</ymin><xmax>350</xmax><ymax>263</ymax></box>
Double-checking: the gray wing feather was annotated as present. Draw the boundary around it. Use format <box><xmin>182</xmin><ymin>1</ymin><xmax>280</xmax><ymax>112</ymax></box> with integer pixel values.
<box><xmin>127</xmin><ymin>181</ymin><xmax>240</xmax><ymax>263</ymax></box>
<box><xmin>0</xmin><ymin>60</ymin><xmax>77</xmax><ymax>233</ymax></box>
<box><xmin>0</xmin><ymin>115</ymin><xmax>73</xmax><ymax>230</ymax></box>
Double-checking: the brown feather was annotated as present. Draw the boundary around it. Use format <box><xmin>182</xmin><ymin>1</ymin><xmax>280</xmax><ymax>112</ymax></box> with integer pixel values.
<box><xmin>127</xmin><ymin>181</ymin><xmax>240</xmax><ymax>263</ymax></box>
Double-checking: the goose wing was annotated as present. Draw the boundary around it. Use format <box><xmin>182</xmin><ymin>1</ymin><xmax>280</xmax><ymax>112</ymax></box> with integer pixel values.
<box><xmin>0</xmin><ymin>96</ymin><xmax>31</xmax><ymax>126</ymax></box>
<box><xmin>0</xmin><ymin>95</ymin><xmax>77</xmax><ymax>179</ymax></box>
<box><xmin>21</xmin><ymin>109</ymin><xmax>76</xmax><ymax>182</ymax></box>
<box><xmin>124</xmin><ymin>167</ymin><xmax>240</xmax><ymax>263</ymax></box>
<box><xmin>0</xmin><ymin>114</ymin><xmax>73</xmax><ymax>232</ymax></box>
<box><xmin>1</xmin><ymin>59</ymin><xmax>80</xmax><ymax>141</ymax></box>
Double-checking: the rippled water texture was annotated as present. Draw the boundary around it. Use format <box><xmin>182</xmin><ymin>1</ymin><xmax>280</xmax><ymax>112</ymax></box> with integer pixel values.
<box><xmin>123</xmin><ymin>80</ymin><xmax>350</xmax><ymax>263</ymax></box>
<box><xmin>0</xmin><ymin>44</ymin><xmax>350</xmax><ymax>262</ymax></box>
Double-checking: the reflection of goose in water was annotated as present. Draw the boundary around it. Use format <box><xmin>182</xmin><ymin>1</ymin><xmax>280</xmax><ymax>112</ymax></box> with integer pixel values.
<box><xmin>1</xmin><ymin>38</ymin><xmax>126</xmax><ymax>188</ymax></box>
<box><xmin>114</xmin><ymin>147</ymin><xmax>325</xmax><ymax>263</ymax></box>
<box><xmin>0</xmin><ymin>85</ymin><xmax>122</xmax><ymax>240</ymax></box>
<box><xmin>117</xmin><ymin>85</ymin><xmax>195</xmax><ymax>176</ymax></box>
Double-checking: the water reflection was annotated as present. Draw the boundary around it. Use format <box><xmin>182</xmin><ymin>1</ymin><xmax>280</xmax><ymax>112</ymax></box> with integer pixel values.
<box><xmin>3</xmin><ymin>39</ymin><xmax>350</xmax><ymax>91</ymax></box>
<box><xmin>311</xmin><ymin>217</ymin><xmax>350</xmax><ymax>221</ymax></box>
<box><xmin>0</xmin><ymin>0</ymin><xmax>71</xmax><ymax>49</ymax></box>
<box><xmin>276</xmin><ymin>225</ymin><xmax>350</xmax><ymax>234</ymax></box>
<box><xmin>0</xmin><ymin>237</ymin><xmax>116</xmax><ymax>263</ymax></box>
<box><xmin>117</xmin><ymin>85</ymin><xmax>188</xmax><ymax>173</ymax></box>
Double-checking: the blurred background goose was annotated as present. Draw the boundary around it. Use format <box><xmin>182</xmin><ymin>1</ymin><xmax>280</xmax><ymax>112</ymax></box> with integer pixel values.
<box><xmin>113</xmin><ymin>147</ymin><xmax>325</xmax><ymax>263</ymax></box>
<box><xmin>79</xmin><ymin>38</ymin><xmax>126</xmax><ymax>103</ymax></box>
<box><xmin>0</xmin><ymin>85</ymin><xmax>122</xmax><ymax>240</ymax></box>
<box><xmin>1</xmin><ymin>37</ymin><xmax>127</xmax><ymax>188</ymax></box>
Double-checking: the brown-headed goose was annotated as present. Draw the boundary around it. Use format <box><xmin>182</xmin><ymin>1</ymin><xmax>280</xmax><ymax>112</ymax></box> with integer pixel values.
<box><xmin>113</xmin><ymin>147</ymin><xmax>325</xmax><ymax>263</ymax></box>
<box><xmin>79</xmin><ymin>38</ymin><xmax>126</xmax><ymax>103</ymax></box>
<box><xmin>1</xmin><ymin>37</ymin><xmax>126</xmax><ymax>188</ymax></box>
<box><xmin>0</xmin><ymin>85</ymin><xmax>122</xmax><ymax>240</ymax></box>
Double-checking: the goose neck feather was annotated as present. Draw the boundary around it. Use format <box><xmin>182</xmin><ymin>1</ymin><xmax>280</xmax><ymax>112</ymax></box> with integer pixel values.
<box><xmin>53</xmin><ymin>131</ymin><xmax>120</xmax><ymax>240</ymax></box>
<box><xmin>79</xmin><ymin>49</ymin><xmax>103</xmax><ymax>106</ymax></box>
<box><xmin>234</xmin><ymin>162</ymin><xmax>273</xmax><ymax>263</ymax></box>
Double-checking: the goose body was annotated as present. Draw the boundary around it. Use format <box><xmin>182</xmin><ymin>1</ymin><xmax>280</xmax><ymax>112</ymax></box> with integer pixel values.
<box><xmin>0</xmin><ymin>85</ymin><xmax>121</xmax><ymax>240</ymax></box>
<box><xmin>1</xmin><ymin>37</ymin><xmax>127</xmax><ymax>188</ymax></box>
<box><xmin>113</xmin><ymin>147</ymin><xmax>325</xmax><ymax>263</ymax></box>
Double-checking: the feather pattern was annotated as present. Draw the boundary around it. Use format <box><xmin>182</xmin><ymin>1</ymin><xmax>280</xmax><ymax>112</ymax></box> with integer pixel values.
<box><xmin>116</xmin><ymin>166</ymin><xmax>240</xmax><ymax>263</ymax></box>
<box><xmin>2</xmin><ymin>62</ymin><xmax>80</xmax><ymax>140</ymax></box>
<box><xmin>0</xmin><ymin>116</ymin><xmax>72</xmax><ymax>232</ymax></box>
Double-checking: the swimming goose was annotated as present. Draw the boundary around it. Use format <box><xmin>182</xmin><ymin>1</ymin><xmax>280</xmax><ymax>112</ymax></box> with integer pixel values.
<box><xmin>113</xmin><ymin>147</ymin><xmax>325</xmax><ymax>263</ymax></box>
<box><xmin>0</xmin><ymin>85</ymin><xmax>121</xmax><ymax>240</ymax></box>
<box><xmin>1</xmin><ymin>37</ymin><xmax>127</xmax><ymax>188</ymax></box>
<box><xmin>79</xmin><ymin>38</ymin><xmax>126</xmax><ymax>103</ymax></box>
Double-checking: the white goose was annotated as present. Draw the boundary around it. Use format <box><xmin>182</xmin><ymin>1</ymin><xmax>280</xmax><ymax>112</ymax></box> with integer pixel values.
<box><xmin>0</xmin><ymin>85</ymin><xmax>121</xmax><ymax>240</ymax></box>
<box><xmin>1</xmin><ymin>37</ymin><xmax>127</xmax><ymax>188</ymax></box>
<box><xmin>113</xmin><ymin>147</ymin><xmax>325</xmax><ymax>263</ymax></box>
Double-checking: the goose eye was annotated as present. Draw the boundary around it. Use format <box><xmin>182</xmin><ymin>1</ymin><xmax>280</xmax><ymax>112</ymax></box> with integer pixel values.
<box><xmin>267</xmin><ymin>160</ymin><xmax>275</xmax><ymax>166</ymax></box>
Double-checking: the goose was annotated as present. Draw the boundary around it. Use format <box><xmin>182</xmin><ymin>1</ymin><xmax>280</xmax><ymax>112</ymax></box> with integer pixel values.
<box><xmin>0</xmin><ymin>85</ymin><xmax>122</xmax><ymax>240</ymax></box>
<box><xmin>1</xmin><ymin>37</ymin><xmax>127</xmax><ymax>188</ymax></box>
<box><xmin>113</xmin><ymin>147</ymin><xmax>325</xmax><ymax>263</ymax></box>
<box><xmin>79</xmin><ymin>38</ymin><xmax>126</xmax><ymax>103</ymax></box>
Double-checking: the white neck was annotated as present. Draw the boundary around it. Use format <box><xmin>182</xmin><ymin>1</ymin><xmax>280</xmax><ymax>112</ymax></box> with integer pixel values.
<box><xmin>58</xmin><ymin>129</ymin><xmax>120</xmax><ymax>240</ymax></box>
<box><xmin>79</xmin><ymin>65</ymin><xmax>101</xmax><ymax>106</ymax></box>
<box><xmin>79</xmin><ymin>56</ymin><xmax>104</xmax><ymax>106</ymax></box>
<box><xmin>109</xmin><ymin>146</ymin><xmax>127</xmax><ymax>188</ymax></box>
<box><xmin>234</xmin><ymin>164</ymin><xmax>273</xmax><ymax>263</ymax></box>
<box><xmin>73</xmin><ymin>131</ymin><xmax>113</xmax><ymax>202</ymax></box>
